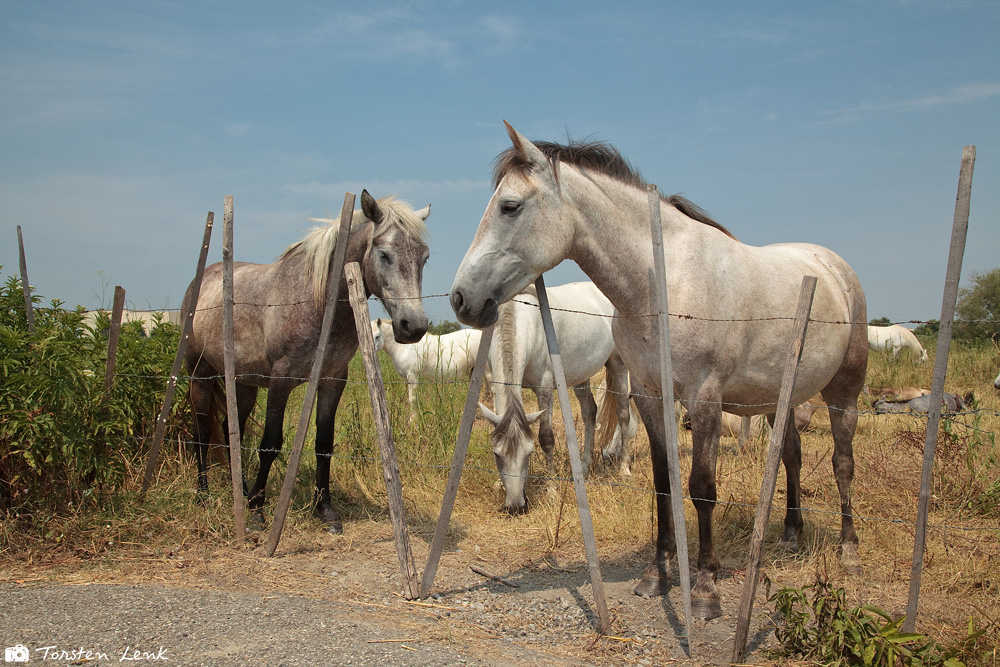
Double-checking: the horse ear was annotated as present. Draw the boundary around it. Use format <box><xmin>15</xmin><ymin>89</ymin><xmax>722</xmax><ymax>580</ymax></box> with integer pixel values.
<box><xmin>414</xmin><ymin>204</ymin><xmax>431</xmax><ymax>221</ymax></box>
<box><xmin>504</xmin><ymin>120</ymin><xmax>549</xmax><ymax>172</ymax></box>
<box><xmin>479</xmin><ymin>402</ymin><xmax>501</xmax><ymax>426</ymax></box>
<box><xmin>526</xmin><ymin>409</ymin><xmax>545</xmax><ymax>424</ymax></box>
<box><xmin>361</xmin><ymin>189</ymin><xmax>383</xmax><ymax>225</ymax></box>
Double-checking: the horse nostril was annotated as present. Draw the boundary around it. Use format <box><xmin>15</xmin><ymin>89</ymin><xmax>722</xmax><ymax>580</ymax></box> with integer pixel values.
<box><xmin>451</xmin><ymin>289</ymin><xmax>464</xmax><ymax>313</ymax></box>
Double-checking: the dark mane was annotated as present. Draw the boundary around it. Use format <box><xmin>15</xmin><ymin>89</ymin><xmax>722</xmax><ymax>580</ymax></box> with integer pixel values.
<box><xmin>493</xmin><ymin>139</ymin><xmax>736</xmax><ymax>240</ymax></box>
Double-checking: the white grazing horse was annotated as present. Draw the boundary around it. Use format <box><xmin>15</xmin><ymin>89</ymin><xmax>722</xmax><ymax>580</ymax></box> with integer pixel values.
<box><xmin>450</xmin><ymin>123</ymin><xmax>868</xmax><ymax>619</ymax></box>
<box><xmin>867</xmin><ymin>324</ymin><xmax>927</xmax><ymax>363</ymax></box>
<box><xmin>478</xmin><ymin>281</ymin><xmax>632</xmax><ymax>513</ymax></box>
<box><xmin>371</xmin><ymin>318</ymin><xmax>484</xmax><ymax>411</ymax></box>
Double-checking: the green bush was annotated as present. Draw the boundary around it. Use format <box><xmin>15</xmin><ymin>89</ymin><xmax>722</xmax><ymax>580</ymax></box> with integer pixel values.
<box><xmin>0</xmin><ymin>269</ymin><xmax>182</xmax><ymax>515</ymax></box>
<box><xmin>767</xmin><ymin>578</ymin><xmax>987</xmax><ymax>667</ymax></box>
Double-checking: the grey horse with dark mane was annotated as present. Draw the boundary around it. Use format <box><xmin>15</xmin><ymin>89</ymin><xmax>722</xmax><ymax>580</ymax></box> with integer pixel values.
<box><xmin>183</xmin><ymin>190</ymin><xmax>430</xmax><ymax>532</ymax></box>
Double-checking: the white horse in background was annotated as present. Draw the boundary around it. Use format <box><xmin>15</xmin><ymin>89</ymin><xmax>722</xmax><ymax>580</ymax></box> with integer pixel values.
<box><xmin>372</xmin><ymin>318</ymin><xmax>485</xmax><ymax>411</ymax></box>
<box><xmin>867</xmin><ymin>324</ymin><xmax>928</xmax><ymax>363</ymax></box>
<box><xmin>593</xmin><ymin>373</ymin><xmax>640</xmax><ymax>474</ymax></box>
<box><xmin>478</xmin><ymin>281</ymin><xmax>632</xmax><ymax>513</ymax></box>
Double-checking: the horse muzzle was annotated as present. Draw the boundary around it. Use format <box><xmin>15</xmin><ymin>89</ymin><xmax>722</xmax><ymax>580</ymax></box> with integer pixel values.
<box><xmin>391</xmin><ymin>315</ymin><xmax>428</xmax><ymax>344</ymax></box>
<box><xmin>450</xmin><ymin>288</ymin><xmax>499</xmax><ymax>329</ymax></box>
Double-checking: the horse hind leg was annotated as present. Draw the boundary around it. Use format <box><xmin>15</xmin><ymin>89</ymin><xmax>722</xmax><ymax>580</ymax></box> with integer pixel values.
<box><xmin>607</xmin><ymin>357</ymin><xmax>633</xmax><ymax>476</ymax></box>
<box><xmin>821</xmin><ymin>360</ymin><xmax>866</xmax><ymax>575</ymax></box>
<box><xmin>765</xmin><ymin>412</ymin><xmax>804</xmax><ymax>546</ymax></box>
<box><xmin>572</xmin><ymin>382</ymin><xmax>597</xmax><ymax>477</ymax></box>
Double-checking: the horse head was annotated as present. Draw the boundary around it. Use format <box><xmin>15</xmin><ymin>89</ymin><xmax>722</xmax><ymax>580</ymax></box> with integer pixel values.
<box><xmin>361</xmin><ymin>190</ymin><xmax>431</xmax><ymax>344</ymax></box>
<box><xmin>451</xmin><ymin>122</ymin><xmax>573</xmax><ymax>328</ymax></box>
<box><xmin>478</xmin><ymin>399</ymin><xmax>544</xmax><ymax>514</ymax></box>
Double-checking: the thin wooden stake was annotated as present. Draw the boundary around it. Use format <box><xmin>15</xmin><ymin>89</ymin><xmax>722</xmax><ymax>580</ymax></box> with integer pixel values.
<box><xmin>648</xmin><ymin>185</ymin><xmax>693</xmax><ymax>649</ymax></box>
<box><xmin>222</xmin><ymin>195</ymin><xmax>246</xmax><ymax>542</ymax></box>
<box><xmin>140</xmin><ymin>212</ymin><xmax>215</xmax><ymax>499</ymax></box>
<box><xmin>265</xmin><ymin>193</ymin><xmax>355</xmax><ymax>557</ymax></box>
<box><xmin>16</xmin><ymin>225</ymin><xmax>35</xmax><ymax>333</ymax></box>
<box><xmin>535</xmin><ymin>274</ymin><xmax>610</xmax><ymax>634</ymax></box>
<box><xmin>731</xmin><ymin>275</ymin><xmax>817</xmax><ymax>664</ymax></box>
<box><xmin>904</xmin><ymin>146</ymin><xmax>975</xmax><ymax>632</ymax></box>
<box><xmin>103</xmin><ymin>286</ymin><xmax>127</xmax><ymax>403</ymax></box>
<box><xmin>420</xmin><ymin>325</ymin><xmax>494</xmax><ymax>598</ymax></box>
<box><xmin>345</xmin><ymin>262</ymin><xmax>420</xmax><ymax>599</ymax></box>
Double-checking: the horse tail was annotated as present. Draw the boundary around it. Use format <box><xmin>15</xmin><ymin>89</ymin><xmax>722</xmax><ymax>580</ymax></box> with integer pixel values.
<box><xmin>593</xmin><ymin>373</ymin><xmax>619</xmax><ymax>454</ymax></box>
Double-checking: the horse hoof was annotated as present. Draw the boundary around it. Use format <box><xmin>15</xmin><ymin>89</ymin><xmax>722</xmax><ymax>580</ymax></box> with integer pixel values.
<box><xmin>317</xmin><ymin>504</ymin><xmax>343</xmax><ymax>535</ymax></box>
<box><xmin>633</xmin><ymin>564</ymin><xmax>671</xmax><ymax>598</ymax></box>
<box><xmin>840</xmin><ymin>543</ymin><xmax>862</xmax><ymax>575</ymax></box>
<box><xmin>691</xmin><ymin>596</ymin><xmax>723</xmax><ymax>621</ymax></box>
<box><xmin>246</xmin><ymin>508</ymin><xmax>266</xmax><ymax>530</ymax></box>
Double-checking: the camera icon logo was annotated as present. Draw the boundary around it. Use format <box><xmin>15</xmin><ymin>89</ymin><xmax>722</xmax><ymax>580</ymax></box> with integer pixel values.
<box><xmin>4</xmin><ymin>644</ymin><xmax>29</xmax><ymax>662</ymax></box>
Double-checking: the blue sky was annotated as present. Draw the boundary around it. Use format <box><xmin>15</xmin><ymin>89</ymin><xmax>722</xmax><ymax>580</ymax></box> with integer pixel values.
<box><xmin>2</xmin><ymin>1</ymin><xmax>997</xmax><ymax>327</ymax></box>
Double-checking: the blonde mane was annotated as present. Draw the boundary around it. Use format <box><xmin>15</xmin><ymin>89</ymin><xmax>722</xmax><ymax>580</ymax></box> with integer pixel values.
<box><xmin>281</xmin><ymin>195</ymin><xmax>429</xmax><ymax>309</ymax></box>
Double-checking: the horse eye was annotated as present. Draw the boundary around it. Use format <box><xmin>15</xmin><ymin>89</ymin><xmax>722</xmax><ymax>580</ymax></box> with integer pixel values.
<box><xmin>378</xmin><ymin>250</ymin><xmax>392</xmax><ymax>265</ymax></box>
<box><xmin>501</xmin><ymin>200</ymin><xmax>521</xmax><ymax>215</ymax></box>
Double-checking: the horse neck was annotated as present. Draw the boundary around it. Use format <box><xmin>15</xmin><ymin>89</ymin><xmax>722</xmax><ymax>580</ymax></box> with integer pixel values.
<box><xmin>562</xmin><ymin>174</ymin><xmax>663</xmax><ymax>318</ymax></box>
<box><xmin>492</xmin><ymin>299</ymin><xmax>528</xmax><ymax>417</ymax></box>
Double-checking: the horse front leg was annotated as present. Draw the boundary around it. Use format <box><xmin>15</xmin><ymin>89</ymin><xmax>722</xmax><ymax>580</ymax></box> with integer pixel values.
<box><xmin>188</xmin><ymin>373</ymin><xmax>216</xmax><ymax>498</ymax></box>
<box><xmin>631</xmin><ymin>390</ymin><xmax>677</xmax><ymax>599</ymax></box>
<box><xmin>687</xmin><ymin>396</ymin><xmax>723</xmax><ymax>620</ymax></box>
<box><xmin>535</xmin><ymin>385</ymin><xmax>556</xmax><ymax>475</ymax></box>
<box><xmin>314</xmin><ymin>372</ymin><xmax>348</xmax><ymax>534</ymax></box>
<box><xmin>247</xmin><ymin>379</ymin><xmax>295</xmax><ymax>529</ymax></box>
<box><xmin>572</xmin><ymin>382</ymin><xmax>597</xmax><ymax>477</ymax></box>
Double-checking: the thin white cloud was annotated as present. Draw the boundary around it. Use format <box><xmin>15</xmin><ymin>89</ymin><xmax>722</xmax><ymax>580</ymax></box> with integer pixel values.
<box><xmin>281</xmin><ymin>179</ymin><xmax>488</xmax><ymax>198</ymax></box>
<box><xmin>821</xmin><ymin>82</ymin><xmax>1000</xmax><ymax>121</ymax></box>
<box><xmin>224</xmin><ymin>122</ymin><xmax>255</xmax><ymax>137</ymax></box>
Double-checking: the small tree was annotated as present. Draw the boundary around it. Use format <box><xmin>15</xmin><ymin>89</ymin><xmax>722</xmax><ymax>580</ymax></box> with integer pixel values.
<box><xmin>869</xmin><ymin>316</ymin><xmax>891</xmax><ymax>326</ymax></box>
<box><xmin>954</xmin><ymin>268</ymin><xmax>1000</xmax><ymax>342</ymax></box>
<box><xmin>428</xmin><ymin>319</ymin><xmax>461</xmax><ymax>335</ymax></box>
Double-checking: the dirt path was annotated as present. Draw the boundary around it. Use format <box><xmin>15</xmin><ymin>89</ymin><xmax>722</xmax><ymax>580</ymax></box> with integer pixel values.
<box><xmin>0</xmin><ymin>522</ymin><xmax>776</xmax><ymax>666</ymax></box>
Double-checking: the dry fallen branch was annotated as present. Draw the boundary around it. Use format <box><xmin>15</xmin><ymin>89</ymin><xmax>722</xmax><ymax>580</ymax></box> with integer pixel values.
<box><xmin>470</xmin><ymin>564</ymin><xmax>518</xmax><ymax>587</ymax></box>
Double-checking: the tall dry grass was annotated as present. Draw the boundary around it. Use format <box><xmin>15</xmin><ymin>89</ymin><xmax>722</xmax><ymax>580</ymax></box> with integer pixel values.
<box><xmin>3</xmin><ymin>340</ymin><xmax>997</xmax><ymax>663</ymax></box>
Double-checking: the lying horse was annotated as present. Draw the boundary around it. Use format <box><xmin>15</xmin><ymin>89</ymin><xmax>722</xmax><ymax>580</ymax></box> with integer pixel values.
<box><xmin>371</xmin><ymin>318</ymin><xmax>486</xmax><ymax>412</ymax></box>
<box><xmin>867</xmin><ymin>324</ymin><xmax>928</xmax><ymax>363</ymax></box>
<box><xmin>184</xmin><ymin>191</ymin><xmax>430</xmax><ymax>532</ymax></box>
<box><xmin>873</xmin><ymin>392</ymin><xmax>970</xmax><ymax>414</ymax></box>
<box><xmin>478</xmin><ymin>281</ymin><xmax>632</xmax><ymax>513</ymax></box>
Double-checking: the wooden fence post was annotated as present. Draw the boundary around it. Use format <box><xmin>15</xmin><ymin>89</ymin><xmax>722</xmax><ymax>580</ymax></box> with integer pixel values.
<box><xmin>103</xmin><ymin>286</ymin><xmax>127</xmax><ymax>403</ymax></box>
<box><xmin>222</xmin><ymin>195</ymin><xmax>246</xmax><ymax>542</ymax></box>
<box><xmin>16</xmin><ymin>225</ymin><xmax>35</xmax><ymax>333</ymax></box>
<box><xmin>731</xmin><ymin>275</ymin><xmax>817</xmax><ymax>664</ymax></box>
<box><xmin>420</xmin><ymin>325</ymin><xmax>494</xmax><ymax>598</ymax></box>
<box><xmin>265</xmin><ymin>193</ymin><xmax>355</xmax><ymax>557</ymax></box>
<box><xmin>534</xmin><ymin>274</ymin><xmax>610</xmax><ymax>633</ymax></box>
<box><xmin>903</xmin><ymin>146</ymin><xmax>975</xmax><ymax>632</ymax></box>
<box><xmin>648</xmin><ymin>185</ymin><xmax>693</xmax><ymax>649</ymax></box>
<box><xmin>345</xmin><ymin>262</ymin><xmax>420</xmax><ymax>599</ymax></box>
<box><xmin>140</xmin><ymin>212</ymin><xmax>215</xmax><ymax>499</ymax></box>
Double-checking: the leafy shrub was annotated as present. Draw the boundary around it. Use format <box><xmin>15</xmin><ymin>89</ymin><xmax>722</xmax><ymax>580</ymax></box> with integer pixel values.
<box><xmin>768</xmin><ymin>578</ymin><xmax>986</xmax><ymax>666</ymax></box>
<box><xmin>0</xmin><ymin>269</ymin><xmax>182</xmax><ymax>517</ymax></box>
